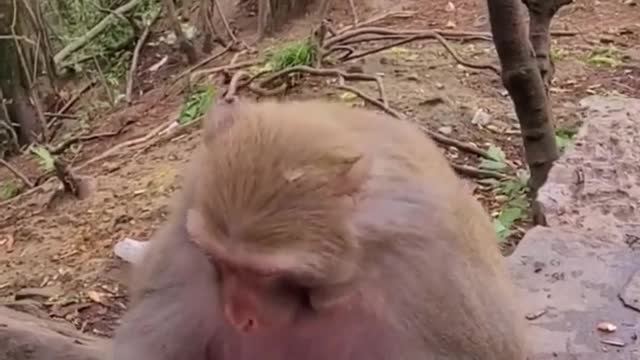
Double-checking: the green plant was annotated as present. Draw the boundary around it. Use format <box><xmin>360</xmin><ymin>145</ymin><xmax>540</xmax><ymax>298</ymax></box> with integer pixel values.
<box><xmin>586</xmin><ymin>46</ymin><xmax>622</xmax><ymax>67</ymax></box>
<box><xmin>45</xmin><ymin>0</ymin><xmax>162</xmax><ymax>73</ymax></box>
<box><xmin>492</xmin><ymin>171</ymin><xmax>530</xmax><ymax>241</ymax></box>
<box><xmin>178</xmin><ymin>85</ymin><xmax>215</xmax><ymax>125</ymax></box>
<box><xmin>0</xmin><ymin>180</ymin><xmax>20</xmax><ymax>201</ymax></box>
<box><xmin>555</xmin><ymin>127</ymin><xmax>578</xmax><ymax>152</ymax></box>
<box><xmin>265</xmin><ymin>39</ymin><xmax>315</xmax><ymax>71</ymax></box>
<box><xmin>29</xmin><ymin>145</ymin><xmax>56</xmax><ymax>171</ymax></box>
<box><xmin>479</xmin><ymin>144</ymin><xmax>508</xmax><ymax>171</ymax></box>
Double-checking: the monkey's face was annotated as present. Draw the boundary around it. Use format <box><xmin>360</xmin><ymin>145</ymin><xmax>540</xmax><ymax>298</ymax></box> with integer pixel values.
<box><xmin>186</xmin><ymin>207</ymin><xmax>362</xmax><ymax>335</ymax></box>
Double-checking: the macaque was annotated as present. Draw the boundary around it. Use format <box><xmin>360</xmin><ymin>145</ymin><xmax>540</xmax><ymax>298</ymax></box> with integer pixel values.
<box><xmin>112</xmin><ymin>98</ymin><xmax>528</xmax><ymax>359</ymax></box>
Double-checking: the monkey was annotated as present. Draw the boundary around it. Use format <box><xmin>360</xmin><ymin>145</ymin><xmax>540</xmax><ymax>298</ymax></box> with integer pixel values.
<box><xmin>112</xmin><ymin>98</ymin><xmax>529</xmax><ymax>360</ymax></box>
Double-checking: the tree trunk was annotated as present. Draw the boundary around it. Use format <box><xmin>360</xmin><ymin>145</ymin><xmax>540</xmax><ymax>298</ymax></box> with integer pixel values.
<box><xmin>0</xmin><ymin>306</ymin><xmax>107</xmax><ymax>360</ymax></box>
<box><xmin>485</xmin><ymin>0</ymin><xmax>559</xmax><ymax>193</ymax></box>
<box><xmin>266</xmin><ymin>0</ymin><xmax>317</xmax><ymax>34</ymax></box>
<box><xmin>0</xmin><ymin>0</ymin><xmax>52</xmax><ymax>151</ymax></box>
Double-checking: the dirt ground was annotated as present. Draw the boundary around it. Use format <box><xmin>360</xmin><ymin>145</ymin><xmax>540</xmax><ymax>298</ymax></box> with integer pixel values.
<box><xmin>0</xmin><ymin>0</ymin><xmax>638</xmax><ymax>337</ymax></box>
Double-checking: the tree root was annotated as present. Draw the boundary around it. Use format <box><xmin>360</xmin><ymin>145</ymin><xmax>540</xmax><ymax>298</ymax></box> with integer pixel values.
<box><xmin>126</xmin><ymin>9</ymin><xmax>161</xmax><ymax>104</ymax></box>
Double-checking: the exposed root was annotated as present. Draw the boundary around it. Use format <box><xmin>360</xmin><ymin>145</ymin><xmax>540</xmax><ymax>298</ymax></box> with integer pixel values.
<box><xmin>0</xmin><ymin>158</ymin><xmax>34</xmax><ymax>188</ymax></box>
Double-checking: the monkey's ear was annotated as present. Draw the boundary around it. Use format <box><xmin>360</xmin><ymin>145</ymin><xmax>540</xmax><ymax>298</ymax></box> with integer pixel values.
<box><xmin>331</xmin><ymin>154</ymin><xmax>372</xmax><ymax>196</ymax></box>
<box><xmin>203</xmin><ymin>97</ymin><xmax>238</xmax><ymax>144</ymax></box>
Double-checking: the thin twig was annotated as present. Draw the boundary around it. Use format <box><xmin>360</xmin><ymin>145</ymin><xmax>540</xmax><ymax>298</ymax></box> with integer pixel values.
<box><xmin>126</xmin><ymin>9</ymin><xmax>161</xmax><ymax>104</ymax></box>
<box><xmin>260</xmin><ymin>65</ymin><xmax>381</xmax><ymax>88</ymax></box>
<box><xmin>348</xmin><ymin>0</ymin><xmax>358</xmax><ymax>26</ymax></box>
<box><xmin>0</xmin><ymin>158</ymin><xmax>34</xmax><ymax>188</ymax></box>
<box><xmin>44</xmin><ymin>112</ymin><xmax>78</xmax><ymax>119</ymax></box>
<box><xmin>172</xmin><ymin>42</ymin><xmax>234</xmax><ymax>82</ymax></box>
<box><xmin>75</xmin><ymin>118</ymin><xmax>176</xmax><ymax>171</ymax></box>
<box><xmin>451</xmin><ymin>164</ymin><xmax>509</xmax><ymax>180</ymax></box>
<box><xmin>93</xmin><ymin>56</ymin><xmax>115</xmax><ymax>105</ymax></box>
<box><xmin>419</xmin><ymin>126</ymin><xmax>493</xmax><ymax>160</ymax></box>
<box><xmin>212</xmin><ymin>0</ymin><xmax>250</xmax><ymax>51</ymax></box>
<box><xmin>190</xmin><ymin>59</ymin><xmax>261</xmax><ymax>81</ymax></box>
<box><xmin>0</xmin><ymin>34</ymin><xmax>35</xmax><ymax>45</ymax></box>
<box><xmin>335</xmin><ymin>75</ymin><xmax>506</xmax><ymax>163</ymax></box>
<box><xmin>49</xmin><ymin>120</ymin><xmax>134</xmax><ymax>155</ymax></box>
<box><xmin>338</xmin><ymin>32</ymin><xmax>500</xmax><ymax>74</ymax></box>
<box><xmin>337</xmin><ymin>10</ymin><xmax>415</xmax><ymax>34</ymax></box>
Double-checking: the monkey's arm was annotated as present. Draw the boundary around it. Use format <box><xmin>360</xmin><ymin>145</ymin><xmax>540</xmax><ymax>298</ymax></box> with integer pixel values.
<box><xmin>112</xmin><ymin>221</ymin><xmax>220</xmax><ymax>360</ymax></box>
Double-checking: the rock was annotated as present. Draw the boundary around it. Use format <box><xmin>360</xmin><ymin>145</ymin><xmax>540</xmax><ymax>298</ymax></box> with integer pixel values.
<box><xmin>537</xmin><ymin>96</ymin><xmax>640</xmax><ymax>246</ymax></box>
<box><xmin>513</xmin><ymin>96</ymin><xmax>640</xmax><ymax>359</ymax></box>
<box><xmin>0</xmin><ymin>306</ymin><xmax>107</xmax><ymax>360</ymax></box>
<box><xmin>509</xmin><ymin>227</ymin><xmax>640</xmax><ymax>359</ymax></box>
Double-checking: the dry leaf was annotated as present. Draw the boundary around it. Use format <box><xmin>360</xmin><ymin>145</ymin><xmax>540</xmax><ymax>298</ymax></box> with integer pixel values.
<box><xmin>87</xmin><ymin>290</ymin><xmax>110</xmax><ymax>306</ymax></box>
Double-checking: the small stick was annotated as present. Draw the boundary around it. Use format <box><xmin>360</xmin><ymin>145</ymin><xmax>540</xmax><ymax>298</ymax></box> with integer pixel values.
<box><xmin>348</xmin><ymin>0</ymin><xmax>358</xmax><ymax>26</ymax></box>
<box><xmin>93</xmin><ymin>56</ymin><xmax>115</xmax><ymax>105</ymax></box>
<box><xmin>0</xmin><ymin>158</ymin><xmax>34</xmax><ymax>188</ymax></box>
<box><xmin>49</xmin><ymin>120</ymin><xmax>134</xmax><ymax>155</ymax></box>
<box><xmin>335</xmin><ymin>76</ymin><xmax>504</xmax><ymax>163</ymax></box>
<box><xmin>172</xmin><ymin>42</ymin><xmax>234</xmax><ymax>82</ymax></box>
<box><xmin>126</xmin><ymin>9</ymin><xmax>161</xmax><ymax>103</ymax></box>
<box><xmin>260</xmin><ymin>65</ymin><xmax>381</xmax><ymax>88</ymax></box>
<box><xmin>190</xmin><ymin>59</ymin><xmax>260</xmax><ymax>81</ymax></box>
<box><xmin>337</xmin><ymin>10</ymin><xmax>415</xmax><ymax>34</ymax></box>
<box><xmin>451</xmin><ymin>164</ymin><xmax>509</xmax><ymax>180</ymax></box>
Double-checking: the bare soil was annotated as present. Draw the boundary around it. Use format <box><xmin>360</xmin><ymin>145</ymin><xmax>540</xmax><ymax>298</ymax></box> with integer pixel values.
<box><xmin>0</xmin><ymin>0</ymin><xmax>638</xmax><ymax>337</ymax></box>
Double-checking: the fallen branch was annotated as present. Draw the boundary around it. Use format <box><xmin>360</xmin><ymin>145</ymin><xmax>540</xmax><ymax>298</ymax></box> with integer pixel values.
<box><xmin>48</xmin><ymin>80</ymin><xmax>97</xmax><ymax>140</ymax></box>
<box><xmin>172</xmin><ymin>42</ymin><xmax>234</xmax><ymax>82</ymax></box>
<box><xmin>224</xmin><ymin>70</ymin><xmax>251</xmax><ymax>100</ymax></box>
<box><xmin>335</xmin><ymin>75</ymin><xmax>510</xmax><ymax>174</ymax></box>
<box><xmin>260</xmin><ymin>65</ymin><xmax>382</xmax><ymax>88</ymax></box>
<box><xmin>420</xmin><ymin>126</ymin><xmax>495</xmax><ymax>161</ymax></box>
<box><xmin>126</xmin><ymin>9</ymin><xmax>161</xmax><ymax>104</ymax></box>
<box><xmin>337</xmin><ymin>10</ymin><xmax>416</xmax><ymax>34</ymax></box>
<box><xmin>49</xmin><ymin>120</ymin><xmax>134</xmax><ymax>155</ymax></box>
<box><xmin>337</xmin><ymin>32</ymin><xmax>500</xmax><ymax>74</ymax></box>
<box><xmin>0</xmin><ymin>158</ymin><xmax>34</xmax><ymax>188</ymax></box>
<box><xmin>190</xmin><ymin>59</ymin><xmax>261</xmax><ymax>81</ymax></box>
<box><xmin>451</xmin><ymin>163</ymin><xmax>509</xmax><ymax>180</ymax></box>
<box><xmin>75</xmin><ymin>117</ymin><xmax>176</xmax><ymax>171</ymax></box>
<box><xmin>53</xmin><ymin>0</ymin><xmax>143</xmax><ymax>64</ymax></box>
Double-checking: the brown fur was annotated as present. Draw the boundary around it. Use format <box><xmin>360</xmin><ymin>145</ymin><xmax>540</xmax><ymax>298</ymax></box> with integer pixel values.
<box><xmin>112</xmin><ymin>99</ymin><xmax>528</xmax><ymax>360</ymax></box>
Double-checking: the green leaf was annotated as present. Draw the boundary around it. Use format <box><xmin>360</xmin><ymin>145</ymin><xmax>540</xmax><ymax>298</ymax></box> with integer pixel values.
<box><xmin>486</xmin><ymin>144</ymin><xmax>507</xmax><ymax>162</ymax></box>
<box><xmin>498</xmin><ymin>207</ymin><xmax>523</xmax><ymax>227</ymax></box>
<box><xmin>29</xmin><ymin>145</ymin><xmax>55</xmax><ymax>171</ymax></box>
<box><xmin>493</xmin><ymin>218</ymin><xmax>508</xmax><ymax>242</ymax></box>
<box><xmin>479</xmin><ymin>159</ymin><xmax>507</xmax><ymax>170</ymax></box>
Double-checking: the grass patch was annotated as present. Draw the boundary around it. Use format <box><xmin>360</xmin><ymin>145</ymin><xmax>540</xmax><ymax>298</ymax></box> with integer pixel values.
<box><xmin>178</xmin><ymin>85</ymin><xmax>215</xmax><ymax>125</ymax></box>
<box><xmin>265</xmin><ymin>39</ymin><xmax>315</xmax><ymax>71</ymax></box>
<box><xmin>0</xmin><ymin>180</ymin><xmax>20</xmax><ymax>201</ymax></box>
<box><xmin>29</xmin><ymin>145</ymin><xmax>55</xmax><ymax>171</ymax></box>
<box><xmin>555</xmin><ymin>126</ymin><xmax>579</xmax><ymax>153</ymax></box>
<box><xmin>586</xmin><ymin>46</ymin><xmax>623</xmax><ymax>67</ymax></box>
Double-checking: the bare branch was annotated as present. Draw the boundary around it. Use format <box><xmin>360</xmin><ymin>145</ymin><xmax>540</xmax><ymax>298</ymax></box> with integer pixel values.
<box><xmin>126</xmin><ymin>9</ymin><xmax>162</xmax><ymax>104</ymax></box>
<box><xmin>0</xmin><ymin>158</ymin><xmax>34</xmax><ymax>188</ymax></box>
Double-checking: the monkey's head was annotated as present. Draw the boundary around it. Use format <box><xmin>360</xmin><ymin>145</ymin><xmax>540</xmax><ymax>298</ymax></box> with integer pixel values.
<box><xmin>187</xmin><ymin>99</ymin><xmax>372</xmax><ymax>334</ymax></box>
